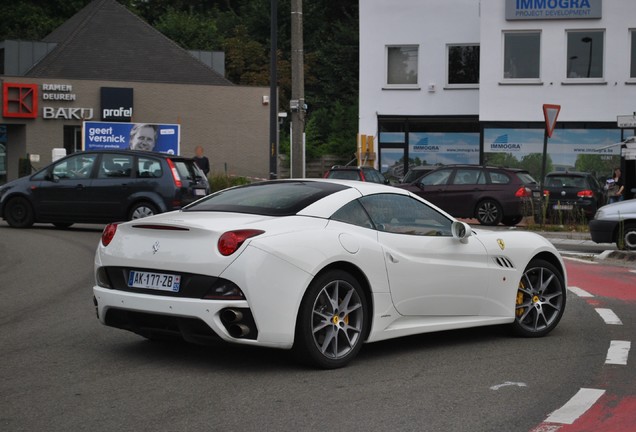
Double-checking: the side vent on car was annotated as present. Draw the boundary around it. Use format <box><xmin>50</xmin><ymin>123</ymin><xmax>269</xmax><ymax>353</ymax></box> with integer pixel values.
<box><xmin>493</xmin><ymin>256</ymin><xmax>515</xmax><ymax>269</ymax></box>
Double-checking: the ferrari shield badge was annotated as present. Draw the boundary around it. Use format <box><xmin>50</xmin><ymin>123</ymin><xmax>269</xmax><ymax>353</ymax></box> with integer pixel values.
<box><xmin>497</xmin><ymin>239</ymin><xmax>505</xmax><ymax>250</ymax></box>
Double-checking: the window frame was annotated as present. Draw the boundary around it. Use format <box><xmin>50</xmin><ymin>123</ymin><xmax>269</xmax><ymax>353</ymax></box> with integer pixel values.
<box><xmin>564</xmin><ymin>29</ymin><xmax>605</xmax><ymax>83</ymax></box>
<box><xmin>385</xmin><ymin>45</ymin><xmax>420</xmax><ymax>89</ymax></box>
<box><xmin>446</xmin><ymin>43</ymin><xmax>480</xmax><ymax>88</ymax></box>
<box><xmin>501</xmin><ymin>30</ymin><xmax>542</xmax><ymax>83</ymax></box>
<box><xmin>629</xmin><ymin>29</ymin><xmax>636</xmax><ymax>82</ymax></box>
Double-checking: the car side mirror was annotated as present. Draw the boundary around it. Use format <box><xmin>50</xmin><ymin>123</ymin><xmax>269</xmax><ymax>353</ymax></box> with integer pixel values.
<box><xmin>451</xmin><ymin>221</ymin><xmax>472</xmax><ymax>243</ymax></box>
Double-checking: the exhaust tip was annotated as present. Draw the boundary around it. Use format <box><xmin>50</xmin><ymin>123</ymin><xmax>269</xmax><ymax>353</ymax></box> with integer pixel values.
<box><xmin>220</xmin><ymin>308</ymin><xmax>243</xmax><ymax>324</ymax></box>
<box><xmin>228</xmin><ymin>323</ymin><xmax>250</xmax><ymax>338</ymax></box>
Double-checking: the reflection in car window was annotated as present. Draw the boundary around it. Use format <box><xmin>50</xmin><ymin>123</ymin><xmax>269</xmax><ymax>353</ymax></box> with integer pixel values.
<box><xmin>453</xmin><ymin>169</ymin><xmax>485</xmax><ymax>185</ymax></box>
<box><xmin>51</xmin><ymin>154</ymin><xmax>97</xmax><ymax>179</ymax></box>
<box><xmin>358</xmin><ymin>193</ymin><xmax>452</xmax><ymax>236</ymax></box>
<box><xmin>331</xmin><ymin>200</ymin><xmax>374</xmax><ymax>229</ymax></box>
<box><xmin>419</xmin><ymin>169</ymin><xmax>451</xmax><ymax>186</ymax></box>
<box><xmin>184</xmin><ymin>181</ymin><xmax>349</xmax><ymax>216</ymax></box>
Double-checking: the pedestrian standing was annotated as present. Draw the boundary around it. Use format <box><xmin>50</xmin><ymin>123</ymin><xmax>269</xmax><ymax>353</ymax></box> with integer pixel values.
<box><xmin>193</xmin><ymin>145</ymin><xmax>210</xmax><ymax>176</ymax></box>
<box><xmin>606</xmin><ymin>167</ymin><xmax>624</xmax><ymax>204</ymax></box>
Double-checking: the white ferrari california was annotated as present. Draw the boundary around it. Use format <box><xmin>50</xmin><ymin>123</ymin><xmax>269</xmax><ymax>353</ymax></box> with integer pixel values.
<box><xmin>93</xmin><ymin>179</ymin><xmax>567</xmax><ymax>368</ymax></box>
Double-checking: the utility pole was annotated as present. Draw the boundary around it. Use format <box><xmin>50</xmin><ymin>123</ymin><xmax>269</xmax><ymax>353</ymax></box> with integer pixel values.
<box><xmin>269</xmin><ymin>0</ymin><xmax>278</xmax><ymax>179</ymax></box>
<box><xmin>290</xmin><ymin>0</ymin><xmax>305</xmax><ymax>178</ymax></box>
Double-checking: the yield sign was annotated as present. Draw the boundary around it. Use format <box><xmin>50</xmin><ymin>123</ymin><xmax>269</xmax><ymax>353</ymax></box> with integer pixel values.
<box><xmin>543</xmin><ymin>104</ymin><xmax>561</xmax><ymax>138</ymax></box>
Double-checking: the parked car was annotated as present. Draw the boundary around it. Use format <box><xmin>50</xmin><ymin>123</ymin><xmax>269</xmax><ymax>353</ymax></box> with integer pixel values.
<box><xmin>0</xmin><ymin>150</ymin><xmax>210</xmax><ymax>228</ymax></box>
<box><xmin>323</xmin><ymin>165</ymin><xmax>388</xmax><ymax>184</ymax></box>
<box><xmin>539</xmin><ymin>171</ymin><xmax>605</xmax><ymax>222</ymax></box>
<box><xmin>396</xmin><ymin>165</ymin><xmax>541</xmax><ymax>226</ymax></box>
<box><xmin>588</xmin><ymin>199</ymin><xmax>636</xmax><ymax>250</ymax></box>
<box><xmin>399</xmin><ymin>165</ymin><xmax>438</xmax><ymax>184</ymax></box>
<box><xmin>93</xmin><ymin>179</ymin><xmax>566</xmax><ymax>369</ymax></box>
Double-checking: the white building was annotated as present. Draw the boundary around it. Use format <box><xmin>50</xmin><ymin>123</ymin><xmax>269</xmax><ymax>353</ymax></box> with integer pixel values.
<box><xmin>359</xmin><ymin>0</ymin><xmax>635</xmax><ymax>192</ymax></box>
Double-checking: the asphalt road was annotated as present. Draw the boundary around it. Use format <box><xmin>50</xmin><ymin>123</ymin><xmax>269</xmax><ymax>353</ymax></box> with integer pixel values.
<box><xmin>0</xmin><ymin>222</ymin><xmax>630</xmax><ymax>431</ymax></box>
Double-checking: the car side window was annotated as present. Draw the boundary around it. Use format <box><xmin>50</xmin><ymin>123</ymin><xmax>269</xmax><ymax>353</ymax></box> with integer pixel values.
<box><xmin>489</xmin><ymin>171</ymin><xmax>510</xmax><ymax>184</ymax></box>
<box><xmin>51</xmin><ymin>154</ymin><xmax>97</xmax><ymax>180</ymax></box>
<box><xmin>138</xmin><ymin>157</ymin><xmax>162</xmax><ymax>178</ymax></box>
<box><xmin>359</xmin><ymin>193</ymin><xmax>452</xmax><ymax>236</ymax></box>
<box><xmin>453</xmin><ymin>169</ymin><xmax>484</xmax><ymax>185</ymax></box>
<box><xmin>419</xmin><ymin>169</ymin><xmax>452</xmax><ymax>186</ymax></box>
<box><xmin>97</xmin><ymin>154</ymin><xmax>133</xmax><ymax>178</ymax></box>
<box><xmin>331</xmin><ymin>200</ymin><xmax>374</xmax><ymax>229</ymax></box>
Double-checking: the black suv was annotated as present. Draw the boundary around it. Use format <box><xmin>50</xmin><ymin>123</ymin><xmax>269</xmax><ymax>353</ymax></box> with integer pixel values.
<box><xmin>323</xmin><ymin>165</ymin><xmax>388</xmax><ymax>184</ymax></box>
<box><xmin>539</xmin><ymin>171</ymin><xmax>606</xmax><ymax>222</ymax></box>
<box><xmin>396</xmin><ymin>165</ymin><xmax>541</xmax><ymax>226</ymax></box>
<box><xmin>0</xmin><ymin>150</ymin><xmax>210</xmax><ymax>228</ymax></box>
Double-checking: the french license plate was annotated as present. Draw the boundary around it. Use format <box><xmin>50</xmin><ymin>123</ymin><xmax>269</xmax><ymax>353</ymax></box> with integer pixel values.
<box><xmin>194</xmin><ymin>189</ymin><xmax>206</xmax><ymax>196</ymax></box>
<box><xmin>128</xmin><ymin>271</ymin><xmax>181</xmax><ymax>292</ymax></box>
<box><xmin>553</xmin><ymin>204</ymin><xmax>573</xmax><ymax>211</ymax></box>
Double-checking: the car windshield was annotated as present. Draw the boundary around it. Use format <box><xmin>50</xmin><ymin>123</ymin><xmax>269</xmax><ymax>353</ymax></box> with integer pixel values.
<box><xmin>173</xmin><ymin>159</ymin><xmax>203</xmax><ymax>180</ymax></box>
<box><xmin>184</xmin><ymin>180</ymin><xmax>349</xmax><ymax>216</ymax></box>
<box><xmin>546</xmin><ymin>175</ymin><xmax>586</xmax><ymax>188</ymax></box>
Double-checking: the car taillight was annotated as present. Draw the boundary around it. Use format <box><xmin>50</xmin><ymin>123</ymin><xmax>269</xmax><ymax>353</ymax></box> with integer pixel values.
<box><xmin>166</xmin><ymin>159</ymin><xmax>182</xmax><ymax>188</ymax></box>
<box><xmin>577</xmin><ymin>189</ymin><xmax>594</xmax><ymax>198</ymax></box>
<box><xmin>515</xmin><ymin>187</ymin><xmax>532</xmax><ymax>198</ymax></box>
<box><xmin>359</xmin><ymin>171</ymin><xmax>366</xmax><ymax>181</ymax></box>
<box><xmin>543</xmin><ymin>190</ymin><xmax>550</xmax><ymax>197</ymax></box>
<box><xmin>218</xmin><ymin>229</ymin><xmax>265</xmax><ymax>256</ymax></box>
<box><xmin>101</xmin><ymin>223</ymin><xmax>119</xmax><ymax>246</ymax></box>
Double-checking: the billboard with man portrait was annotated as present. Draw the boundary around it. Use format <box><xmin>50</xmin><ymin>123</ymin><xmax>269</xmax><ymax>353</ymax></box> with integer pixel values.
<box><xmin>82</xmin><ymin>121</ymin><xmax>180</xmax><ymax>155</ymax></box>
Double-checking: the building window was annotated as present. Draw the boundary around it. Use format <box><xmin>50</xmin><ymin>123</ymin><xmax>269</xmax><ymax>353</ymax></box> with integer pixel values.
<box><xmin>566</xmin><ymin>30</ymin><xmax>604</xmax><ymax>79</ymax></box>
<box><xmin>503</xmin><ymin>32</ymin><xmax>540</xmax><ymax>79</ymax></box>
<box><xmin>447</xmin><ymin>44</ymin><xmax>479</xmax><ymax>86</ymax></box>
<box><xmin>630</xmin><ymin>30</ymin><xmax>636</xmax><ymax>79</ymax></box>
<box><xmin>387</xmin><ymin>45</ymin><xmax>418</xmax><ymax>86</ymax></box>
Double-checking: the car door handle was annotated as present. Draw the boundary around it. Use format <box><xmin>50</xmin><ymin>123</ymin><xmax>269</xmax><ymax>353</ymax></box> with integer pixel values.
<box><xmin>387</xmin><ymin>252</ymin><xmax>399</xmax><ymax>263</ymax></box>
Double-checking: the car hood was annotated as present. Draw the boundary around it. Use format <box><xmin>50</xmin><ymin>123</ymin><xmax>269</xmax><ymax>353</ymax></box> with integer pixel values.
<box><xmin>594</xmin><ymin>199</ymin><xmax>636</xmax><ymax>220</ymax></box>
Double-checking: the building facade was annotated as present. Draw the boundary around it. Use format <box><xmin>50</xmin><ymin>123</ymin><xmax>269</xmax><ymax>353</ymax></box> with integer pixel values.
<box><xmin>0</xmin><ymin>0</ymin><xmax>272</xmax><ymax>185</ymax></box>
<box><xmin>360</xmin><ymin>0</ymin><xmax>635</xmax><ymax>194</ymax></box>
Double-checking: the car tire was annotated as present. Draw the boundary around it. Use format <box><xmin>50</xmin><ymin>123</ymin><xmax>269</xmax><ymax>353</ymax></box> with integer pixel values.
<box><xmin>5</xmin><ymin>197</ymin><xmax>35</xmax><ymax>228</ymax></box>
<box><xmin>512</xmin><ymin>259</ymin><xmax>566</xmax><ymax>338</ymax></box>
<box><xmin>294</xmin><ymin>269</ymin><xmax>368</xmax><ymax>369</ymax></box>
<box><xmin>617</xmin><ymin>223</ymin><xmax>636</xmax><ymax>251</ymax></box>
<box><xmin>128</xmin><ymin>202</ymin><xmax>159</xmax><ymax>220</ymax></box>
<box><xmin>476</xmin><ymin>199</ymin><xmax>503</xmax><ymax>226</ymax></box>
<box><xmin>502</xmin><ymin>215</ymin><xmax>523</xmax><ymax>226</ymax></box>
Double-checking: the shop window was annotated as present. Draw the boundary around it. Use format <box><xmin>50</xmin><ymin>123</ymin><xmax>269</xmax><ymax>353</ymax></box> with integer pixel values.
<box><xmin>503</xmin><ymin>31</ymin><xmax>540</xmax><ymax>80</ymax></box>
<box><xmin>387</xmin><ymin>45</ymin><xmax>418</xmax><ymax>86</ymax></box>
<box><xmin>447</xmin><ymin>44</ymin><xmax>479</xmax><ymax>86</ymax></box>
<box><xmin>566</xmin><ymin>30</ymin><xmax>604</xmax><ymax>79</ymax></box>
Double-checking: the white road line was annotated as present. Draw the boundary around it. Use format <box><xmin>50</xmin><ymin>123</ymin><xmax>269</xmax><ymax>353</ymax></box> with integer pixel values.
<box><xmin>606</xmin><ymin>340</ymin><xmax>631</xmax><ymax>365</ymax></box>
<box><xmin>567</xmin><ymin>286</ymin><xmax>594</xmax><ymax>297</ymax></box>
<box><xmin>595</xmin><ymin>308</ymin><xmax>623</xmax><ymax>325</ymax></box>
<box><xmin>545</xmin><ymin>388</ymin><xmax>606</xmax><ymax>424</ymax></box>
<box><xmin>562</xmin><ymin>256</ymin><xmax>598</xmax><ymax>264</ymax></box>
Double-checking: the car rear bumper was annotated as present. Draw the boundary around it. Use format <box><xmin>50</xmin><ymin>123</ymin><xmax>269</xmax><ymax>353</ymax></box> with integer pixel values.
<box><xmin>589</xmin><ymin>219</ymin><xmax>617</xmax><ymax>244</ymax></box>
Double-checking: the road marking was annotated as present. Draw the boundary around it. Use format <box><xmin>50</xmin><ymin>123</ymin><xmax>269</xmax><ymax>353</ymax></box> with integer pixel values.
<box><xmin>544</xmin><ymin>388</ymin><xmax>606</xmax><ymax>424</ymax></box>
<box><xmin>562</xmin><ymin>256</ymin><xmax>598</xmax><ymax>264</ymax></box>
<box><xmin>568</xmin><ymin>286</ymin><xmax>594</xmax><ymax>297</ymax></box>
<box><xmin>606</xmin><ymin>340</ymin><xmax>631</xmax><ymax>365</ymax></box>
<box><xmin>489</xmin><ymin>381</ymin><xmax>527</xmax><ymax>390</ymax></box>
<box><xmin>595</xmin><ymin>308</ymin><xmax>623</xmax><ymax>325</ymax></box>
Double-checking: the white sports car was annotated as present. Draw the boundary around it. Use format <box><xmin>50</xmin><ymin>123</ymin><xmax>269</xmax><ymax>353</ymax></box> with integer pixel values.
<box><xmin>93</xmin><ymin>179</ymin><xmax>567</xmax><ymax>368</ymax></box>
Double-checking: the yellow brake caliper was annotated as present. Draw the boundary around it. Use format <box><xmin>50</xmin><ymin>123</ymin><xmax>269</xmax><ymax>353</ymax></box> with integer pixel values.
<box><xmin>516</xmin><ymin>282</ymin><xmax>525</xmax><ymax>317</ymax></box>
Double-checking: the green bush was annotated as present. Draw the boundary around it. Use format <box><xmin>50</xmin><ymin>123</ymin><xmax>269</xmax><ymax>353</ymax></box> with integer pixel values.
<box><xmin>208</xmin><ymin>173</ymin><xmax>251</xmax><ymax>193</ymax></box>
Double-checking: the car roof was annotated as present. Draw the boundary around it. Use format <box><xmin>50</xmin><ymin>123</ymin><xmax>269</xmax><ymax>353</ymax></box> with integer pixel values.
<box><xmin>429</xmin><ymin>164</ymin><xmax>528</xmax><ymax>172</ymax></box>
<box><xmin>546</xmin><ymin>171</ymin><xmax>590</xmax><ymax>176</ymax></box>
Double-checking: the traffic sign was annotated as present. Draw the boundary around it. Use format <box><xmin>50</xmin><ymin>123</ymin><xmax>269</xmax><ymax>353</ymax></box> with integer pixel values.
<box><xmin>543</xmin><ymin>104</ymin><xmax>561</xmax><ymax>138</ymax></box>
<box><xmin>617</xmin><ymin>115</ymin><xmax>636</xmax><ymax>128</ymax></box>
